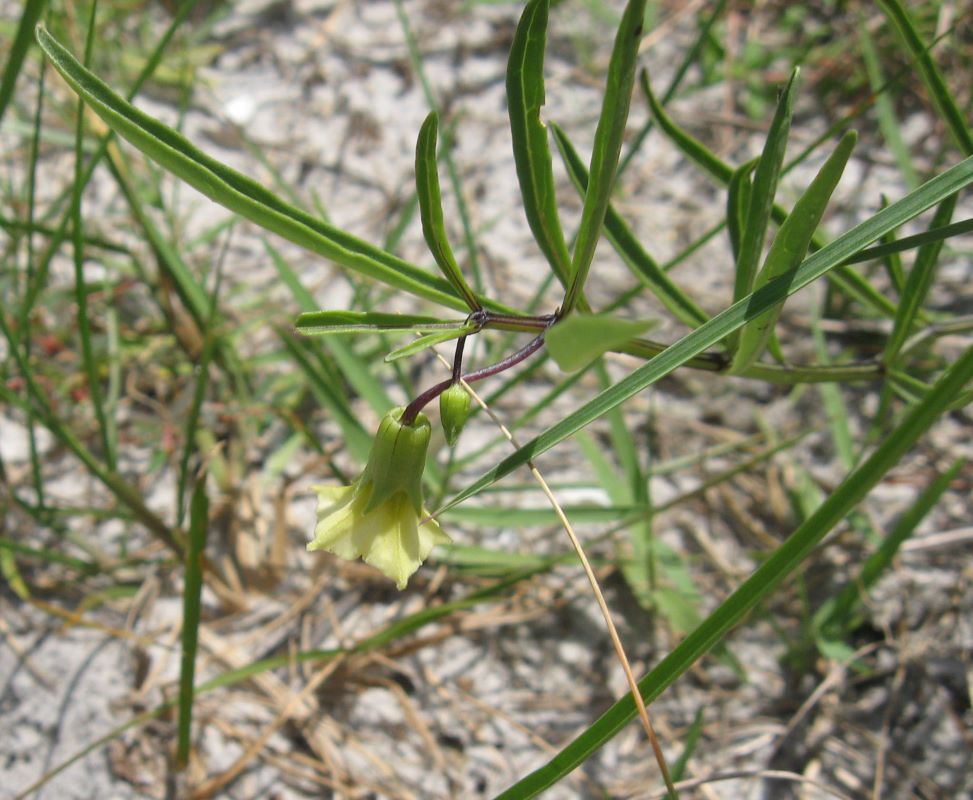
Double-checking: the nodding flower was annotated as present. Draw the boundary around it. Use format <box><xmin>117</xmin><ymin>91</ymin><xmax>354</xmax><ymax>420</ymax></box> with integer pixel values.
<box><xmin>308</xmin><ymin>407</ymin><xmax>450</xmax><ymax>589</ymax></box>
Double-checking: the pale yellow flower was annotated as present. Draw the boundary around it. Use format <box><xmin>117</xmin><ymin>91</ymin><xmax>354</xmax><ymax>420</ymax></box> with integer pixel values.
<box><xmin>308</xmin><ymin>408</ymin><xmax>450</xmax><ymax>589</ymax></box>
<box><xmin>310</xmin><ymin>483</ymin><xmax>449</xmax><ymax>589</ymax></box>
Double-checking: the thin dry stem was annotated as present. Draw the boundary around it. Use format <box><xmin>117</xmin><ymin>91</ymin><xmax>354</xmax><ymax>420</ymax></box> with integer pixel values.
<box><xmin>436</xmin><ymin>352</ymin><xmax>677</xmax><ymax>797</ymax></box>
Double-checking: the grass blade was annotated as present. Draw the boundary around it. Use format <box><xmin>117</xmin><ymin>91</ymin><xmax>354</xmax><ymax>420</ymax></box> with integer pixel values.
<box><xmin>0</xmin><ymin>0</ymin><xmax>48</xmax><ymax>125</ymax></box>
<box><xmin>505</xmin><ymin>0</ymin><xmax>572</xmax><ymax>283</ymax></box>
<box><xmin>71</xmin><ymin>0</ymin><xmax>114</xmax><ymax>468</ymax></box>
<box><xmin>816</xmin><ymin>458</ymin><xmax>964</xmax><ymax>638</ymax></box>
<box><xmin>35</xmin><ymin>26</ymin><xmax>470</xmax><ymax>312</ymax></box>
<box><xmin>882</xmin><ymin>194</ymin><xmax>958</xmax><ymax>365</ymax></box>
<box><xmin>859</xmin><ymin>16</ymin><xmax>918</xmax><ymax>189</ymax></box>
<box><xmin>415</xmin><ymin>112</ymin><xmax>481</xmax><ymax>310</ymax></box>
<box><xmin>877</xmin><ymin>0</ymin><xmax>973</xmax><ymax>156</ymax></box>
<box><xmin>494</xmin><ymin>342</ymin><xmax>973</xmax><ymax>799</ymax></box>
<box><xmin>561</xmin><ymin>0</ymin><xmax>646</xmax><ymax>313</ymax></box>
<box><xmin>176</xmin><ymin>477</ymin><xmax>208</xmax><ymax>768</ymax></box>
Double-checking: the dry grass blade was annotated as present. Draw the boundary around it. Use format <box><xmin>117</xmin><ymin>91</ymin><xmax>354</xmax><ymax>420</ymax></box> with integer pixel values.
<box><xmin>429</xmin><ymin>343</ymin><xmax>676</xmax><ymax>796</ymax></box>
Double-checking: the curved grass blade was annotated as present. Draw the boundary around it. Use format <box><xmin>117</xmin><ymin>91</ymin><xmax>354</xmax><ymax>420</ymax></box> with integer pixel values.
<box><xmin>551</xmin><ymin>124</ymin><xmax>707</xmax><ymax>329</ymax></box>
<box><xmin>295</xmin><ymin>310</ymin><xmax>468</xmax><ymax>336</ymax></box>
<box><xmin>494</xmin><ymin>342</ymin><xmax>973</xmax><ymax>799</ymax></box>
<box><xmin>731</xmin><ymin>131</ymin><xmax>857</xmax><ymax>374</ymax></box>
<box><xmin>35</xmin><ymin>26</ymin><xmax>469</xmax><ymax>312</ymax></box>
<box><xmin>561</xmin><ymin>0</ymin><xmax>646</xmax><ymax>314</ymax></box>
<box><xmin>415</xmin><ymin>112</ymin><xmax>481</xmax><ymax>310</ymax></box>
<box><xmin>437</xmin><ymin>152</ymin><xmax>973</xmax><ymax>514</ymax></box>
<box><xmin>877</xmin><ymin>0</ymin><xmax>973</xmax><ymax>156</ymax></box>
<box><xmin>506</xmin><ymin>0</ymin><xmax>572</xmax><ymax>283</ymax></box>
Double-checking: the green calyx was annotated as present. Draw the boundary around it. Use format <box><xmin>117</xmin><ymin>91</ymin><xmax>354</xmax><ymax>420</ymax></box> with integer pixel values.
<box><xmin>439</xmin><ymin>383</ymin><xmax>472</xmax><ymax>446</ymax></box>
<box><xmin>359</xmin><ymin>407</ymin><xmax>432</xmax><ymax>515</ymax></box>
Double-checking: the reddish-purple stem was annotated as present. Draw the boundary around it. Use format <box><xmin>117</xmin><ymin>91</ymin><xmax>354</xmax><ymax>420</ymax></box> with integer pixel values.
<box><xmin>400</xmin><ymin>331</ymin><xmax>547</xmax><ymax>425</ymax></box>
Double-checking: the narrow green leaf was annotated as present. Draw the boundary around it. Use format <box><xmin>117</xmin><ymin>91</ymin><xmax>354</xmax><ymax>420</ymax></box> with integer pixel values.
<box><xmin>642</xmin><ymin>69</ymin><xmax>898</xmax><ymax>320</ymax></box>
<box><xmin>883</xmin><ymin>194</ymin><xmax>958</xmax><ymax>365</ymax></box>
<box><xmin>726</xmin><ymin>159</ymin><xmax>756</xmax><ymax>263</ymax></box>
<box><xmin>415</xmin><ymin>112</ymin><xmax>480</xmax><ymax>310</ymax></box>
<box><xmin>731</xmin><ymin>131</ymin><xmax>857</xmax><ymax>373</ymax></box>
<box><xmin>0</xmin><ymin>0</ymin><xmax>48</xmax><ymax>126</ymax></box>
<box><xmin>562</xmin><ymin>0</ymin><xmax>646</xmax><ymax>313</ymax></box>
<box><xmin>35</xmin><ymin>26</ymin><xmax>470</xmax><ymax>312</ymax></box>
<box><xmin>878</xmin><ymin>0</ymin><xmax>973</xmax><ymax>156</ymax></box>
<box><xmin>384</xmin><ymin>326</ymin><xmax>476</xmax><ymax>362</ymax></box>
<box><xmin>437</xmin><ymin>153</ymin><xmax>973</xmax><ymax>513</ymax></box>
<box><xmin>546</xmin><ymin>313</ymin><xmax>655</xmax><ymax>372</ymax></box>
<box><xmin>176</xmin><ymin>478</ymin><xmax>208</xmax><ymax>768</ymax></box>
<box><xmin>295</xmin><ymin>310</ymin><xmax>466</xmax><ymax>336</ymax></box>
<box><xmin>842</xmin><ymin>217</ymin><xmax>973</xmax><ymax>267</ymax></box>
<box><xmin>505</xmin><ymin>0</ymin><xmax>572</xmax><ymax>283</ymax></box>
<box><xmin>732</xmin><ymin>68</ymin><xmax>799</xmax><ymax>305</ymax></box>
<box><xmin>552</xmin><ymin>123</ymin><xmax>708</xmax><ymax>328</ymax></box>
<box><xmin>495</xmin><ymin>343</ymin><xmax>973</xmax><ymax>799</ymax></box>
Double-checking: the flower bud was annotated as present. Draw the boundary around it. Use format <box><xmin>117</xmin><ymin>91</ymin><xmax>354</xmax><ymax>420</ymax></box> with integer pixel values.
<box><xmin>439</xmin><ymin>383</ymin><xmax>471</xmax><ymax>446</ymax></box>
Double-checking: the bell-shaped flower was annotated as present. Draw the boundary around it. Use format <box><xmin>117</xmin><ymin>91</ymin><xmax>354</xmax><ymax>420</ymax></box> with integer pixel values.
<box><xmin>308</xmin><ymin>407</ymin><xmax>450</xmax><ymax>589</ymax></box>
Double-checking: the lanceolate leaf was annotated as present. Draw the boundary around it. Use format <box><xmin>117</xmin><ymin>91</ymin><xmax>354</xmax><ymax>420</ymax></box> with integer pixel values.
<box><xmin>726</xmin><ymin>159</ymin><xmax>756</xmax><ymax>264</ymax></box>
<box><xmin>295</xmin><ymin>310</ymin><xmax>468</xmax><ymax>336</ymax></box>
<box><xmin>506</xmin><ymin>0</ymin><xmax>572</xmax><ymax>284</ymax></box>
<box><xmin>546</xmin><ymin>314</ymin><xmax>655</xmax><ymax>372</ymax></box>
<box><xmin>552</xmin><ymin>123</ymin><xmax>707</xmax><ymax>328</ymax></box>
<box><xmin>731</xmin><ymin>130</ymin><xmax>858</xmax><ymax>374</ymax></box>
<box><xmin>561</xmin><ymin>0</ymin><xmax>646</xmax><ymax>314</ymax></box>
<box><xmin>384</xmin><ymin>327</ymin><xmax>477</xmax><ymax>362</ymax></box>
<box><xmin>732</xmin><ymin>68</ymin><xmax>799</xmax><ymax>306</ymax></box>
<box><xmin>641</xmin><ymin>69</ymin><xmax>897</xmax><ymax>320</ymax></box>
<box><xmin>35</xmin><ymin>26</ymin><xmax>472</xmax><ymax>312</ymax></box>
<box><xmin>415</xmin><ymin>112</ymin><xmax>481</xmax><ymax>311</ymax></box>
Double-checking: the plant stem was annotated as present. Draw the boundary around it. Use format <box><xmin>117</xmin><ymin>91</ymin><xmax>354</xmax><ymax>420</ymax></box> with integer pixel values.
<box><xmin>401</xmin><ymin>331</ymin><xmax>548</xmax><ymax>425</ymax></box>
